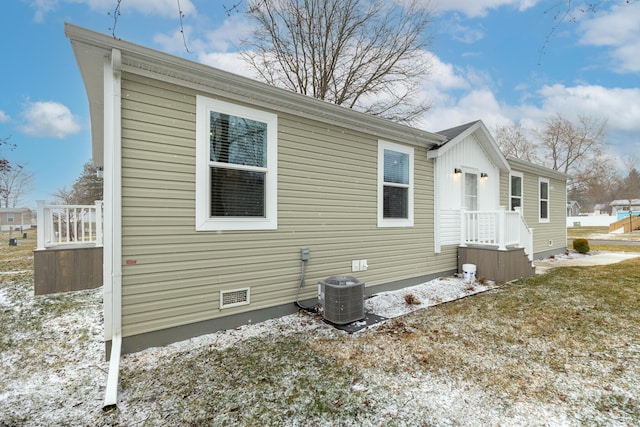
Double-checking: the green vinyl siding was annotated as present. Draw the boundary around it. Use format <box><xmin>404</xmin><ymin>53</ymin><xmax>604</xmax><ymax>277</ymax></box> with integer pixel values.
<box><xmin>119</xmin><ymin>72</ymin><xmax>451</xmax><ymax>338</ymax></box>
<box><xmin>501</xmin><ymin>161</ymin><xmax>567</xmax><ymax>257</ymax></box>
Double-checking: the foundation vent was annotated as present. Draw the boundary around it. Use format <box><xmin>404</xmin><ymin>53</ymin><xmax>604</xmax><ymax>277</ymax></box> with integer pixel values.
<box><xmin>220</xmin><ymin>288</ymin><xmax>250</xmax><ymax>309</ymax></box>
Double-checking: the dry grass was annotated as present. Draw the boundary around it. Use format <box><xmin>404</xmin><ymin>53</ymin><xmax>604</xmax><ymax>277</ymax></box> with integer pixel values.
<box><xmin>2</xmin><ymin>232</ymin><xmax>639</xmax><ymax>425</ymax></box>
<box><xmin>311</xmin><ymin>258</ymin><xmax>640</xmax><ymax>423</ymax></box>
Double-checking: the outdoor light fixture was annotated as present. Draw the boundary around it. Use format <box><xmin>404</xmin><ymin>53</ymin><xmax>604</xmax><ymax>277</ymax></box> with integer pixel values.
<box><xmin>480</xmin><ymin>172</ymin><xmax>488</xmax><ymax>178</ymax></box>
<box><xmin>454</xmin><ymin>168</ymin><xmax>462</xmax><ymax>174</ymax></box>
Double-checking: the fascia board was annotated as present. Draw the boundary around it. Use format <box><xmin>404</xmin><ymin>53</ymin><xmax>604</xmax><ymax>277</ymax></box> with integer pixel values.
<box><xmin>65</xmin><ymin>23</ymin><xmax>446</xmax><ymax>151</ymax></box>
<box><xmin>507</xmin><ymin>156</ymin><xmax>571</xmax><ymax>180</ymax></box>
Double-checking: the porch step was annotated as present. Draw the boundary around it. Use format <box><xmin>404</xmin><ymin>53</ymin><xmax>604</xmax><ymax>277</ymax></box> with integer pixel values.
<box><xmin>458</xmin><ymin>246</ymin><xmax>535</xmax><ymax>283</ymax></box>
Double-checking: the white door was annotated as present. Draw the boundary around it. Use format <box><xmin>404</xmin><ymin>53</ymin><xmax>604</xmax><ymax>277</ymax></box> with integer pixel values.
<box><xmin>464</xmin><ymin>171</ymin><xmax>478</xmax><ymax>210</ymax></box>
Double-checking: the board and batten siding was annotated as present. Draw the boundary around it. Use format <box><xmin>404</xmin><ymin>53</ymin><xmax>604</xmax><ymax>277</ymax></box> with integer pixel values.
<box><xmin>500</xmin><ymin>160</ymin><xmax>567</xmax><ymax>257</ymax></box>
<box><xmin>119</xmin><ymin>72</ymin><xmax>454</xmax><ymax>338</ymax></box>
<box><xmin>434</xmin><ymin>133</ymin><xmax>501</xmax><ymax>247</ymax></box>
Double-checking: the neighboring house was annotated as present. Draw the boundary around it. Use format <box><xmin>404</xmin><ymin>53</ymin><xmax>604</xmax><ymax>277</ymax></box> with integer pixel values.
<box><xmin>0</xmin><ymin>208</ymin><xmax>33</xmax><ymax>232</ymax></box>
<box><xmin>610</xmin><ymin>199</ymin><xmax>640</xmax><ymax>218</ymax></box>
<box><xmin>64</xmin><ymin>24</ymin><xmax>568</xmax><ymax>405</ymax></box>
<box><xmin>566</xmin><ymin>200</ymin><xmax>581</xmax><ymax>217</ymax></box>
<box><xmin>593</xmin><ymin>203</ymin><xmax>609</xmax><ymax>216</ymax></box>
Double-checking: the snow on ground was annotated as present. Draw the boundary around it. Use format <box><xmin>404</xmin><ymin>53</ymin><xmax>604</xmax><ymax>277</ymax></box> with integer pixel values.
<box><xmin>1</xmin><ymin>250</ymin><xmax>637</xmax><ymax>426</ymax></box>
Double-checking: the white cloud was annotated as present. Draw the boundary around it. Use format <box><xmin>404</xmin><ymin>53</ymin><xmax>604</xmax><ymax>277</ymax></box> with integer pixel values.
<box><xmin>428</xmin><ymin>0</ymin><xmax>540</xmax><ymax>17</ymax></box>
<box><xmin>578</xmin><ymin>2</ymin><xmax>640</xmax><ymax>72</ymax></box>
<box><xmin>0</xmin><ymin>110</ymin><xmax>9</xmax><ymax>123</ymax></box>
<box><xmin>197</xmin><ymin>52</ymin><xmax>252</xmax><ymax>77</ymax></box>
<box><xmin>535</xmin><ymin>84</ymin><xmax>640</xmax><ymax>132</ymax></box>
<box><xmin>19</xmin><ymin>101</ymin><xmax>82</xmax><ymax>139</ymax></box>
<box><xmin>29</xmin><ymin>0</ymin><xmax>57</xmax><ymax>23</ymax></box>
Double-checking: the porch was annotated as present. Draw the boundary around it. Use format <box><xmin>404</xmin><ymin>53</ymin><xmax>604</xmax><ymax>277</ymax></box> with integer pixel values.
<box><xmin>33</xmin><ymin>201</ymin><xmax>104</xmax><ymax>295</ymax></box>
<box><xmin>458</xmin><ymin>207</ymin><xmax>535</xmax><ymax>282</ymax></box>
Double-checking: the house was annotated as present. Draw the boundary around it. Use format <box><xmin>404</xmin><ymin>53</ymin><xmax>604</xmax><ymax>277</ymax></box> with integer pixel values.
<box><xmin>428</xmin><ymin>122</ymin><xmax>568</xmax><ymax>281</ymax></box>
<box><xmin>566</xmin><ymin>200</ymin><xmax>581</xmax><ymax>216</ymax></box>
<box><xmin>610</xmin><ymin>199</ymin><xmax>640</xmax><ymax>219</ymax></box>
<box><xmin>593</xmin><ymin>203</ymin><xmax>609</xmax><ymax>216</ymax></box>
<box><xmin>0</xmin><ymin>207</ymin><xmax>33</xmax><ymax>232</ymax></box>
<box><xmin>64</xmin><ymin>24</ymin><xmax>568</xmax><ymax>406</ymax></box>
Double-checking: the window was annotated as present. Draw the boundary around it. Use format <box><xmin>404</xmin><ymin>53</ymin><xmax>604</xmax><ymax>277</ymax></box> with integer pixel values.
<box><xmin>196</xmin><ymin>96</ymin><xmax>278</xmax><ymax>231</ymax></box>
<box><xmin>378</xmin><ymin>140</ymin><xmax>414</xmax><ymax>227</ymax></box>
<box><xmin>539</xmin><ymin>178</ymin><xmax>549</xmax><ymax>223</ymax></box>
<box><xmin>510</xmin><ymin>172</ymin><xmax>523</xmax><ymax>211</ymax></box>
<box><xmin>464</xmin><ymin>171</ymin><xmax>478</xmax><ymax>211</ymax></box>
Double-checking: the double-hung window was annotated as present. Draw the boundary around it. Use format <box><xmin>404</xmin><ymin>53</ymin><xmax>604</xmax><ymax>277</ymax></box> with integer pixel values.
<box><xmin>510</xmin><ymin>172</ymin><xmax>523</xmax><ymax>211</ymax></box>
<box><xmin>196</xmin><ymin>96</ymin><xmax>278</xmax><ymax>231</ymax></box>
<box><xmin>539</xmin><ymin>177</ymin><xmax>549</xmax><ymax>223</ymax></box>
<box><xmin>378</xmin><ymin>140</ymin><xmax>414</xmax><ymax>227</ymax></box>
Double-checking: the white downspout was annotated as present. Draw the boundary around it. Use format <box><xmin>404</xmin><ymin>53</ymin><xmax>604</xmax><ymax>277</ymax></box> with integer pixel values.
<box><xmin>103</xmin><ymin>48</ymin><xmax>123</xmax><ymax>409</ymax></box>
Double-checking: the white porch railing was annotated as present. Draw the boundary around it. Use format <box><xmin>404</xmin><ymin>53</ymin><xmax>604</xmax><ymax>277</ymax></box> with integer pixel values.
<box><xmin>36</xmin><ymin>200</ymin><xmax>103</xmax><ymax>250</ymax></box>
<box><xmin>460</xmin><ymin>207</ymin><xmax>533</xmax><ymax>261</ymax></box>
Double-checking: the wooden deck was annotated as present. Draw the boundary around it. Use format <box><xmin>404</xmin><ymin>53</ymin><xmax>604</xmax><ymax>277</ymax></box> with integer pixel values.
<box><xmin>458</xmin><ymin>245</ymin><xmax>535</xmax><ymax>283</ymax></box>
<box><xmin>34</xmin><ymin>246</ymin><xmax>103</xmax><ymax>295</ymax></box>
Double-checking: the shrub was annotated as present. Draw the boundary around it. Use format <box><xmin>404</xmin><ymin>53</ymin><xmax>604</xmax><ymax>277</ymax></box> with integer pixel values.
<box><xmin>573</xmin><ymin>238</ymin><xmax>590</xmax><ymax>254</ymax></box>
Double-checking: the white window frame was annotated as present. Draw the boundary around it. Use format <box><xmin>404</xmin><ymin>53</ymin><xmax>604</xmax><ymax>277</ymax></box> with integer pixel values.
<box><xmin>195</xmin><ymin>95</ymin><xmax>278</xmax><ymax>231</ymax></box>
<box><xmin>509</xmin><ymin>171</ymin><xmax>523</xmax><ymax>212</ymax></box>
<box><xmin>377</xmin><ymin>140</ymin><xmax>414</xmax><ymax>228</ymax></box>
<box><xmin>462</xmin><ymin>169</ymin><xmax>478</xmax><ymax>211</ymax></box>
<box><xmin>538</xmin><ymin>177</ymin><xmax>550</xmax><ymax>223</ymax></box>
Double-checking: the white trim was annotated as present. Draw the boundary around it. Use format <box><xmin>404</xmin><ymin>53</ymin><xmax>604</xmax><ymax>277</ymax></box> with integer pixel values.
<box><xmin>102</xmin><ymin>48</ymin><xmax>123</xmax><ymax>407</ymax></box>
<box><xmin>462</xmin><ymin>168</ymin><xmax>478</xmax><ymax>211</ymax></box>
<box><xmin>433</xmin><ymin>159</ymin><xmax>441</xmax><ymax>253</ymax></box>
<box><xmin>377</xmin><ymin>140</ymin><xmax>414</xmax><ymax>228</ymax></box>
<box><xmin>539</xmin><ymin>177</ymin><xmax>550</xmax><ymax>223</ymax></box>
<box><xmin>195</xmin><ymin>96</ymin><xmax>278</xmax><ymax>231</ymax></box>
<box><xmin>509</xmin><ymin>171</ymin><xmax>524</xmax><ymax>212</ymax></box>
<box><xmin>220</xmin><ymin>288</ymin><xmax>251</xmax><ymax>309</ymax></box>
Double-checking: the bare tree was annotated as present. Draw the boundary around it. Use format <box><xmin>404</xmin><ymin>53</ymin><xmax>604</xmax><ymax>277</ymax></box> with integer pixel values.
<box><xmin>53</xmin><ymin>161</ymin><xmax>103</xmax><ymax>205</ymax></box>
<box><xmin>241</xmin><ymin>0</ymin><xmax>433</xmax><ymax>123</ymax></box>
<box><xmin>494</xmin><ymin>122</ymin><xmax>539</xmax><ymax>162</ymax></box>
<box><xmin>541</xmin><ymin>1</ymin><xmax>637</xmax><ymax>60</ymax></box>
<box><xmin>0</xmin><ymin>163</ymin><xmax>34</xmax><ymax>208</ymax></box>
<box><xmin>0</xmin><ymin>135</ymin><xmax>15</xmax><ymax>174</ymax></box>
<box><xmin>538</xmin><ymin>114</ymin><xmax>608</xmax><ymax>175</ymax></box>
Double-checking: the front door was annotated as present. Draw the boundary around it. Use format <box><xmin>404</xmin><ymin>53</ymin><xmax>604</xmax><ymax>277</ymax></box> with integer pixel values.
<box><xmin>464</xmin><ymin>171</ymin><xmax>478</xmax><ymax>211</ymax></box>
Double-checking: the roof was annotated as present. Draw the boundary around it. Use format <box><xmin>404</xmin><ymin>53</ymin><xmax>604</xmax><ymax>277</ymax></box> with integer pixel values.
<box><xmin>609</xmin><ymin>199</ymin><xmax>640</xmax><ymax>206</ymax></box>
<box><xmin>507</xmin><ymin>156</ymin><xmax>570</xmax><ymax>180</ymax></box>
<box><xmin>0</xmin><ymin>208</ymin><xmax>32</xmax><ymax>213</ymax></box>
<box><xmin>427</xmin><ymin>120</ymin><xmax>511</xmax><ymax>172</ymax></box>
<box><xmin>64</xmin><ymin>24</ymin><xmax>446</xmax><ymax>166</ymax></box>
<box><xmin>436</xmin><ymin>120</ymin><xmax>480</xmax><ymax>140</ymax></box>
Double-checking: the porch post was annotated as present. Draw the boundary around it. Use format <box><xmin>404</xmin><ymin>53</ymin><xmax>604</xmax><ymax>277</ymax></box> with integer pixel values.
<box><xmin>95</xmin><ymin>200</ymin><xmax>103</xmax><ymax>247</ymax></box>
<box><xmin>36</xmin><ymin>200</ymin><xmax>45</xmax><ymax>250</ymax></box>
<box><xmin>497</xmin><ymin>206</ymin><xmax>506</xmax><ymax>251</ymax></box>
<box><xmin>460</xmin><ymin>208</ymin><xmax>467</xmax><ymax>247</ymax></box>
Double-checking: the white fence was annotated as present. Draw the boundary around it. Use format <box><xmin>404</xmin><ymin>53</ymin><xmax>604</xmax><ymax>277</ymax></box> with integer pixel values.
<box><xmin>567</xmin><ymin>215</ymin><xmax>617</xmax><ymax>228</ymax></box>
<box><xmin>461</xmin><ymin>207</ymin><xmax>533</xmax><ymax>261</ymax></box>
<box><xmin>36</xmin><ymin>200</ymin><xmax>103</xmax><ymax>250</ymax></box>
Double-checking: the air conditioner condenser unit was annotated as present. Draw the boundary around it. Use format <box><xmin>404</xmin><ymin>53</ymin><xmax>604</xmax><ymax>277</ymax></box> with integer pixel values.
<box><xmin>318</xmin><ymin>275</ymin><xmax>365</xmax><ymax>325</ymax></box>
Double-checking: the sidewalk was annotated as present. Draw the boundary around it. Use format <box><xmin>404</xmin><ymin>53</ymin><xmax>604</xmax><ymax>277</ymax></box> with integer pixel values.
<box><xmin>534</xmin><ymin>252</ymin><xmax>640</xmax><ymax>275</ymax></box>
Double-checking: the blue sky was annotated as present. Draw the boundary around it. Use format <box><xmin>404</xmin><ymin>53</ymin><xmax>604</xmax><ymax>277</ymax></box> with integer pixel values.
<box><xmin>1</xmin><ymin>0</ymin><xmax>639</xmax><ymax>208</ymax></box>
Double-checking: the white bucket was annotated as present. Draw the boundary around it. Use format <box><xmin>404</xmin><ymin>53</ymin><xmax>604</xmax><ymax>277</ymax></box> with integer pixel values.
<box><xmin>462</xmin><ymin>264</ymin><xmax>476</xmax><ymax>283</ymax></box>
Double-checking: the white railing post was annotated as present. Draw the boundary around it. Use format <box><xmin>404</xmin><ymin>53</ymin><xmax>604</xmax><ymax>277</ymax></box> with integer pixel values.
<box><xmin>36</xmin><ymin>200</ymin><xmax>45</xmax><ymax>250</ymax></box>
<box><xmin>95</xmin><ymin>201</ymin><xmax>103</xmax><ymax>247</ymax></box>
<box><xmin>35</xmin><ymin>201</ymin><xmax>104</xmax><ymax>249</ymax></box>
<box><xmin>497</xmin><ymin>206</ymin><xmax>506</xmax><ymax>250</ymax></box>
<box><xmin>460</xmin><ymin>208</ymin><xmax>467</xmax><ymax>247</ymax></box>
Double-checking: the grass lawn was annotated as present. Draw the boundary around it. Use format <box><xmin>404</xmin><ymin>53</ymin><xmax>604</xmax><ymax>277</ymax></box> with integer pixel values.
<box><xmin>1</xmin><ymin>232</ymin><xmax>638</xmax><ymax>425</ymax></box>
